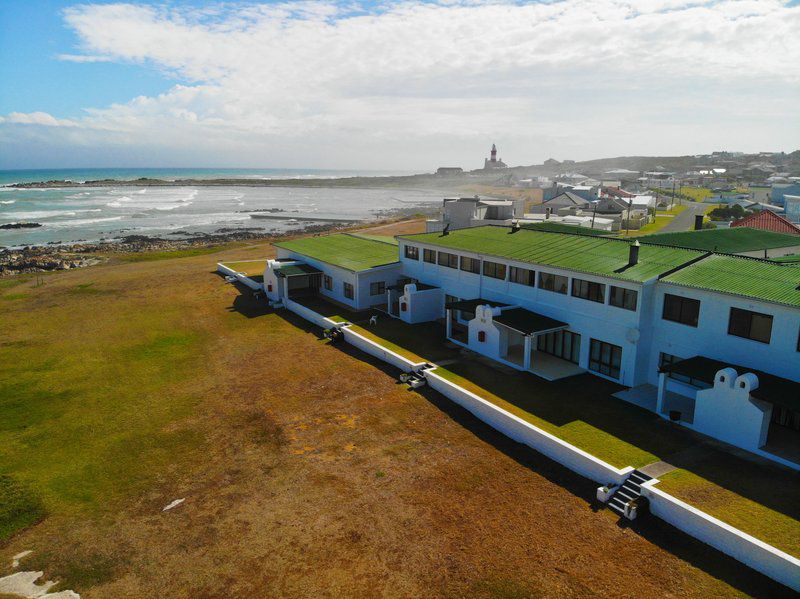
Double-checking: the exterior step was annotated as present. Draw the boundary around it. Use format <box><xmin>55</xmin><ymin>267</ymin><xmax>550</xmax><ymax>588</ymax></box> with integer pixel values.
<box><xmin>605</xmin><ymin>469</ymin><xmax>652</xmax><ymax>520</ymax></box>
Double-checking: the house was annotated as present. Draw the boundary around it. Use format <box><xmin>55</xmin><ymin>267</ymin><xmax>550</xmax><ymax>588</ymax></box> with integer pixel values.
<box><xmin>527</xmin><ymin>191</ymin><xmax>591</xmax><ymax>214</ymax></box>
<box><xmin>784</xmin><ymin>195</ymin><xmax>800</xmax><ymax>224</ymax></box>
<box><xmin>435</xmin><ymin>167</ymin><xmax>463</xmax><ymax>176</ymax></box>
<box><xmin>731</xmin><ymin>210</ymin><xmax>800</xmax><ymax>235</ymax></box>
<box><xmin>425</xmin><ymin>197</ymin><xmax>518</xmax><ymax>232</ymax></box>
<box><xmin>391</xmin><ymin>225</ymin><xmax>799</xmax><ymax>465</ymax></box>
<box><xmin>264</xmin><ymin>233</ymin><xmax>403</xmax><ymax>310</ymax></box>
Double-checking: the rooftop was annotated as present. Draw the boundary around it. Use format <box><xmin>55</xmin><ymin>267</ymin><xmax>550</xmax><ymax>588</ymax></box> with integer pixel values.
<box><xmin>273</xmin><ymin>233</ymin><xmax>400</xmax><ymax>272</ymax></box>
<box><xmin>660</xmin><ymin>254</ymin><xmax>800</xmax><ymax>308</ymax></box>
<box><xmin>730</xmin><ymin>211</ymin><xmax>800</xmax><ymax>236</ymax></box>
<box><xmin>399</xmin><ymin>226</ymin><xmax>703</xmax><ymax>283</ymax></box>
<box><xmin>520</xmin><ymin>221</ymin><xmax>612</xmax><ymax>236</ymax></box>
<box><xmin>637</xmin><ymin>227</ymin><xmax>800</xmax><ymax>253</ymax></box>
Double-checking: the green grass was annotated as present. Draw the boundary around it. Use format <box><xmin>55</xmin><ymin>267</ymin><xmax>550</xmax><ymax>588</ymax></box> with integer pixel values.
<box><xmin>219</xmin><ymin>259</ymin><xmax>267</xmax><ymax>276</ymax></box>
<box><xmin>0</xmin><ymin>475</ymin><xmax>46</xmax><ymax>541</ymax></box>
<box><xmin>658</xmin><ymin>467</ymin><xmax>800</xmax><ymax>557</ymax></box>
<box><xmin>620</xmin><ymin>205</ymin><xmax>687</xmax><ymax>237</ymax></box>
<box><xmin>117</xmin><ymin>245</ymin><xmax>227</xmax><ymax>263</ymax></box>
<box><xmin>0</xmin><ymin>296</ymin><xmax>208</xmax><ymax>540</ymax></box>
<box><xmin>1</xmin><ymin>293</ymin><xmax>29</xmax><ymax>301</ymax></box>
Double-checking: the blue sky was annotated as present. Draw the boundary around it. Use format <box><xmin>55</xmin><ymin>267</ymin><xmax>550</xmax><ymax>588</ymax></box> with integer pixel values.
<box><xmin>0</xmin><ymin>1</ymin><xmax>798</xmax><ymax>170</ymax></box>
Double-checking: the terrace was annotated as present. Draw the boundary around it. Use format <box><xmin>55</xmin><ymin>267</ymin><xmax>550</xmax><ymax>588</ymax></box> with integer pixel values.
<box><xmin>290</xmin><ymin>294</ymin><xmax>800</xmax><ymax>558</ymax></box>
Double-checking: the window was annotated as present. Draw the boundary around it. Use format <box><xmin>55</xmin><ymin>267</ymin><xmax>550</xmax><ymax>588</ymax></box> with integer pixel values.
<box><xmin>609</xmin><ymin>286</ymin><xmax>638</xmax><ymax>311</ymax></box>
<box><xmin>659</xmin><ymin>353</ymin><xmax>711</xmax><ymax>389</ymax></box>
<box><xmin>445</xmin><ymin>294</ymin><xmax>459</xmax><ymax>306</ymax></box>
<box><xmin>483</xmin><ymin>260</ymin><xmax>507</xmax><ymax>280</ymax></box>
<box><xmin>460</xmin><ymin>256</ymin><xmax>481</xmax><ymax>274</ymax></box>
<box><xmin>423</xmin><ymin>248</ymin><xmax>436</xmax><ymax>264</ymax></box>
<box><xmin>323</xmin><ymin>275</ymin><xmax>332</xmax><ymax>291</ymax></box>
<box><xmin>438</xmin><ymin>251</ymin><xmax>459</xmax><ymax>269</ymax></box>
<box><xmin>658</xmin><ymin>352</ymin><xmax>681</xmax><ymax>370</ymax></box>
<box><xmin>538</xmin><ymin>272</ymin><xmax>568</xmax><ymax>294</ymax></box>
<box><xmin>537</xmin><ymin>330</ymin><xmax>581</xmax><ymax>364</ymax></box>
<box><xmin>370</xmin><ymin>281</ymin><xmax>386</xmax><ymax>296</ymax></box>
<box><xmin>343</xmin><ymin>282</ymin><xmax>354</xmax><ymax>299</ymax></box>
<box><xmin>572</xmin><ymin>278</ymin><xmax>605</xmax><ymax>303</ymax></box>
<box><xmin>589</xmin><ymin>339</ymin><xmax>622</xmax><ymax>379</ymax></box>
<box><xmin>662</xmin><ymin>294</ymin><xmax>700</xmax><ymax>327</ymax></box>
<box><xmin>509</xmin><ymin>266</ymin><xmax>535</xmax><ymax>286</ymax></box>
<box><xmin>728</xmin><ymin>308</ymin><xmax>773</xmax><ymax>344</ymax></box>
<box><xmin>404</xmin><ymin>245</ymin><xmax>419</xmax><ymax>260</ymax></box>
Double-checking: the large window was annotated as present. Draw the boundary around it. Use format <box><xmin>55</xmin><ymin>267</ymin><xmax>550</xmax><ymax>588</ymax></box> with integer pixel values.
<box><xmin>609</xmin><ymin>286</ymin><xmax>638</xmax><ymax>311</ymax></box>
<box><xmin>438</xmin><ymin>251</ymin><xmax>459</xmax><ymax>269</ymax></box>
<box><xmin>728</xmin><ymin>308</ymin><xmax>773</xmax><ymax>344</ymax></box>
<box><xmin>323</xmin><ymin>275</ymin><xmax>332</xmax><ymax>291</ymax></box>
<box><xmin>404</xmin><ymin>245</ymin><xmax>419</xmax><ymax>260</ymax></box>
<box><xmin>423</xmin><ymin>248</ymin><xmax>436</xmax><ymax>264</ymax></box>
<box><xmin>662</xmin><ymin>294</ymin><xmax>700</xmax><ymax>327</ymax></box>
<box><xmin>509</xmin><ymin>266</ymin><xmax>535</xmax><ymax>287</ymax></box>
<box><xmin>538</xmin><ymin>272</ymin><xmax>568</xmax><ymax>294</ymax></box>
<box><xmin>370</xmin><ymin>281</ymin><xmax>386</xmax><ymax>296</ymax></box>
<box><xmin>460</xmin><ymin>256</ymin><xmax>481</xmax><ymax>274</ymax></box>
<box><xmin>483</xmin><ymin>260</ymin><xmax>507</xmax><ymax>280</ymax></box>
<box><xmin>589</xmin><ymin>339</ymin><xmax>622</xmax><ymax>379</ymax></box>
<box><xmin>537</xmin><ymin>330</ymin><xmax>581</xmax><ymax>364</ymax></box>
<box><xmin>572</xmin><ymin>278</ymin><xmax>605</xmax><ymax>303</ymax></box>
<box><xmin>343</xmin><ymin>282</ymin><xmax>354</xmax><ymax>299</ymax></box>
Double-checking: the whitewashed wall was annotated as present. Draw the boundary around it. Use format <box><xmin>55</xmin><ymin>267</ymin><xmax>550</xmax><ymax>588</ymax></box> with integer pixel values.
<box><xmin>342</xmin><ymin>327</ymin><xmax>427</xmax><ymax>372</ymax></box>
<box><xmin>640</xmin><ymin>480</ymin><xmax>800</xmax><ymax>592</ymax></box>
<box><xmin>217</xmin><ymin>263</ymin><xmax>262</xmax><ymax>291</ymax></box>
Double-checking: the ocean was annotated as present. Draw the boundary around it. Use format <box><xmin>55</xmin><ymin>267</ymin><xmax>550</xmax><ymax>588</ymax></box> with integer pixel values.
<box><xmin>0</xmin><ymin>168</ymin><xmax>439</xmax><ymax>247</ymax></box>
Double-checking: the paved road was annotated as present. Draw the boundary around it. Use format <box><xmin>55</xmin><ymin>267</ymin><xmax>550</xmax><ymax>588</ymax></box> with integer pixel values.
<box><xmin>660</xmin><ymin>202</ymin><xmax>708</xmax><ymax>233</ymax></box>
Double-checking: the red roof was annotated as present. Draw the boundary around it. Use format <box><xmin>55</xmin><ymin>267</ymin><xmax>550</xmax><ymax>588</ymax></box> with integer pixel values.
<box><xmin>731</xmin><ymin>210</ymin><xmax>800</xmax><ymax>235</ymax></box>
<box><xmin>601</xmin><ymin>186</ymin><xmax>635</xmax><ymax>199</ymax></box>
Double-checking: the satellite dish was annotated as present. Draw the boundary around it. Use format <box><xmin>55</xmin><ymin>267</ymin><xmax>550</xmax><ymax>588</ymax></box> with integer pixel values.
<box><xmin>626</xmin><ymin>328</ymin><xmax>640</xmax><ymax>344</ymax></box>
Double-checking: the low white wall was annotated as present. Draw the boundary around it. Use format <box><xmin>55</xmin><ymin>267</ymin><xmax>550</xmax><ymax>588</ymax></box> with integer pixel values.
<box><xmin>282</xmin><ymin>297</ymin><xmax>339</xmax><ymax>329</ymax></box>
<box><xmin>640</xmin><ymin>480</ymin><xmax>800</xmax><ymax>592</ymax></box>
<box><xmin>423</xmin><ymin>368</ymin><xmax>632</xmax><ymax>486</ymax></box>
<box><xmin>342</xmin><ymin>327</ymin><xmax>427</xmax><ymax>373</ymax></box>
<box><xmin>217</xmin><ymin>263</ymin><xmax>262</xmax><ymax>291</ymax></box>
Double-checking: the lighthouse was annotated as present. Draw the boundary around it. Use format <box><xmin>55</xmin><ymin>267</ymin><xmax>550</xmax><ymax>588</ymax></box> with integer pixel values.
<box><xmin>484</xmin><ymin>143</ymin><xmax>507</xmax><ymax>170</ymax></box>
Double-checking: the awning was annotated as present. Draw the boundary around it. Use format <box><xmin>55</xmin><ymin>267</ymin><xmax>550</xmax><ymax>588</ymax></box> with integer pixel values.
<box><xmin>494</xmin><ymin>307</ymin><xmax>568</xmax><ymax>335</ymax></box>
<box><xmin>660</xmin><ymin>356</ymin><xmax>800</xmax><ymax>412</ymax></box>
<box><xmin>445</xmin><ymin>298</ymin><xmax>507</xmax><ymax>312</ymax></box>
<box><xmin>275</xmin><ymin>263</ymin><xmax>323</xmax><ymax>278</ymax></box>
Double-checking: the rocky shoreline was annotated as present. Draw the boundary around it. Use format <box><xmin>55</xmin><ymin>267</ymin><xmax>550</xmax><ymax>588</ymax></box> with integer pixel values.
<box><xmin>0</xmin><ymin>221</ymin><xmax>352</xmax><ymax>276</ymax></box>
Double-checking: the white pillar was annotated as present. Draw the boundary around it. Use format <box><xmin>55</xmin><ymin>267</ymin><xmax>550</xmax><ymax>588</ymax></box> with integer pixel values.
<box><xmin>523</xmin><ymin>335</ymin><xmax>532</xmax><ymax>371</ymax></box>
<box><xmin>656</xmin><ymin>372</ymin><xmax>667</xmax><ymax>416</ymax></box>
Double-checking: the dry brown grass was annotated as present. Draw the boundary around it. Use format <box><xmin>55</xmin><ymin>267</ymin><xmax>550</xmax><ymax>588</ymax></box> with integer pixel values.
<box><xmin>0</xmin><ymin>220</ymin><xmax>791</xmax><ymax>597</ymax></box>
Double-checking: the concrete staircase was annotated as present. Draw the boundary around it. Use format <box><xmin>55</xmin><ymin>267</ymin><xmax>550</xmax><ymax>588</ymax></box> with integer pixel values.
<box><xmin>607</xmin><ymin>470</ymin><xmax>652</xmax><ymax>517</ymax></box>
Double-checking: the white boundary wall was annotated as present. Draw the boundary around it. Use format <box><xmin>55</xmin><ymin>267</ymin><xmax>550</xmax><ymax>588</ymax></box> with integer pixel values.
<box><xmin>640</xmin><ymin>480</ymin><xmax>800</xmax><ymax>591</ymax></box>
<box><xmin>217</xmin><ymin>263</ymin><xmax>263</xmax><ymax>291</ymax></box>
<box><xmin>270</xmin><ymin>297</ymin><xmax>800</xmax><ymax>590</ymax></box>
<box><xmin>423</xmin><ymin>368</ymin><xmax>633</xmax><ymax>485</ymax></box>
<box><xmin>342</xmin><ymin>327</ymin><xmax>427</xmax><ymax>373</ymax></box>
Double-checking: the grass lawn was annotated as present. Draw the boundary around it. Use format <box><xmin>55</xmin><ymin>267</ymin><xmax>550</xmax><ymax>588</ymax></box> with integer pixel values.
<box><xmin>295</xmin><ymin>298</ymin><xmax>800</xmax><ymax>559</ymax></box>
<box><xmin>0</xmin><ymin>220</ymin><xmax>795</xmax><ymax>596</ymax></box>
<box><xmin>219</xmin><ymin>259</ymin><xmax>267</xmax><ymax>276</ymax></box>
<box><xmin>619</xmin><ymin>205</ymin><xmax>687</xmax><ymax>237</ymax></box>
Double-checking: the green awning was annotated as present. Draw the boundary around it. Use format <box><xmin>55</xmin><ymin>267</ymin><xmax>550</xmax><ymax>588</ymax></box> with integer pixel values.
<box><xmin>275</xmin><ymin>263</ymin><xmax>323</xmax><ymax>278</ymax></box>
<box><xmin>660</xmin><ymin>356</ymin><xmax>800</xmax><ymax>411</ymax></box>
<box><xmin>494</xmin><ymin>307</ymin><xmax>568</xmax><ymax>335</ymax></box>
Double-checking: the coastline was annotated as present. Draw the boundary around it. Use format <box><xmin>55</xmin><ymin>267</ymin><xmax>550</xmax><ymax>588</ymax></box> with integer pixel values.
<box><xmin>0</xmin><ymin>214</ymin><xmax>424</xmax><ymax>276</ymax></box>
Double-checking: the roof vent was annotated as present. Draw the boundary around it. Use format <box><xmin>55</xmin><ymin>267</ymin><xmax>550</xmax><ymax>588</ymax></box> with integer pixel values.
<box><xmin>629</xmin><ymin>240</ymin><xmax>640</xmax><ymax>266</ymax></box>
<box><xmin>441</xmin><ymin>223</ymin><xmax>450</xmax><ymax>236</ymax></box>
<box><xmin>510</xmin><ymin>220</ymin><xmax>520</xmax><ymax>233</ymax></box>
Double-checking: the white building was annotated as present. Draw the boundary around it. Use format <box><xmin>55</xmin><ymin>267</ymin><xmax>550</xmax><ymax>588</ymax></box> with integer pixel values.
<box><xmin>392</xmin><ymin>226</ymin><xmax>799</xmax><ymax>466</ymax></box>
<box><xmin>425</xmin><ymin>197</ymin><xmax>519</xmax><ymax>233</ymax></box>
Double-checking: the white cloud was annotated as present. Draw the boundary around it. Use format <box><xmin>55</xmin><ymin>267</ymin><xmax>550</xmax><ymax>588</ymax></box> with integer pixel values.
<box><xmin>3</xmin><ymin>0</ymin><xmax>799</xmax><ymax>168</ymax></box>
<box><xmin>1</xmin><ymin>112</ymin><xmax>78</xmax><ymax>127</ymax></box>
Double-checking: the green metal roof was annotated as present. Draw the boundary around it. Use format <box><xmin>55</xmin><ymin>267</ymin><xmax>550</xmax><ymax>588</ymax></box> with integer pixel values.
<box><xmin>521</xmin><ymin>222</ymin><xmax>612</xmax><ymax>236</ymax></box>
<box><xmin>347</xmin><ymin>233</ymin><xmax>399</xmax><ymax>245</ymax></box>
<box><xmin>273</xmin><ymin>233</ymin><xmax>399</xmax><ymax>272</ymax></box>
<box><xmin>275</xmin><ymin>263</ymin><xmax>323</xmax><ymax>277</ymax></box>
<box><xmin>661</xmin><ymin>254</ymin><xmax>800</xmax><ymax>308</ymax></box>
<box><xmin>399</xmin><ymin>226</ymin><xmax>702</xmax><ymax>283</ymax></box>
<box><xmin>636</xmin><ymin>227</ymin><xmax>800</xmax><ymax>253</ymax></box>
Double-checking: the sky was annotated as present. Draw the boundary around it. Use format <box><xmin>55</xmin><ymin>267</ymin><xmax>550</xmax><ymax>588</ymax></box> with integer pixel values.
<box><xmin>0</xmin><ymin>0</ymin><xmax>798</xmax><ymax>171</ymax></box>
